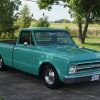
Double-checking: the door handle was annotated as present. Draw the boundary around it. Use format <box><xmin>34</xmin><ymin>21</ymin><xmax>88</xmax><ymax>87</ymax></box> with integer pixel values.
<box><xmin>14</xmin><ymin>48</ymin><xmax>19</xmax><ymax>50</ymax></box>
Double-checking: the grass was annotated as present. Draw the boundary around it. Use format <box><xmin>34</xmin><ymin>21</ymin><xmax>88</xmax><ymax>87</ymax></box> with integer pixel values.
<box><xmin>50</xmin><ymin>23</ymin><xmax>76</xmax><ymax>29</ymax></box>
<box><xmin>50</xmin><ymin>22</ymin><xmax>100</xmax><ymax>31</ymax></box>
<box><xmin>0</xmin><ymin>97</ymin><xmax>3</xmax><ymax>100</ymax></box>
<box><xmin>73</xmin><ymin>37</ymin><xmax>100</xmax><ymax>50</ymax></box>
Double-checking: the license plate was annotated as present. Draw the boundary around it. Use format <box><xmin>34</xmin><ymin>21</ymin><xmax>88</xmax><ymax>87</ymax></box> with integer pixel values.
<box><xmin>91</xmin><ymin>74</ymin><xmax>99</xmax><ymax>81</ymax></box>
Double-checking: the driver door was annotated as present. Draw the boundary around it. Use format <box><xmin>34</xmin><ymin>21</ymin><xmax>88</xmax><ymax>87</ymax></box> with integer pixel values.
<box><xmin>13</xmin><ymin>30</ymin><xmax>34</xmax><ymax>73</ymax></box>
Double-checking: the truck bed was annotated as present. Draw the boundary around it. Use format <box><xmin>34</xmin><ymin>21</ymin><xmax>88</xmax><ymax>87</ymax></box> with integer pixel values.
<box><xmin>0</xmin><ymin>40</ymin><xmax>16</xmax><ymax>45</ymax></box>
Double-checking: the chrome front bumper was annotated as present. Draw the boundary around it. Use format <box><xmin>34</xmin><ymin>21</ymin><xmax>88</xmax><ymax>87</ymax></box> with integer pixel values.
<box><xmin>64</xmin><ymin>73</ymin><xmax>100</xmax><ymax>84</ymax></box>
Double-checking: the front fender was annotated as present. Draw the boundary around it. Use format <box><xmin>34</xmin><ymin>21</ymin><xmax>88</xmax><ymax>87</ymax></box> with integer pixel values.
<box><xmin>38</xmin><ymin>55</ymin><xmax>69</xmax><ymax>82</ymax></box>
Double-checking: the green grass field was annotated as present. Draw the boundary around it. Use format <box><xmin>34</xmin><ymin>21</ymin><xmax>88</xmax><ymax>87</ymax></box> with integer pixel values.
<box><xmin>73</xmin><ymin>37</ymin><xmax>100</xmax><ymax>50</ymax></box>
<box><xmin>50</xmin><ymin>23</ymin><xmax>100</xmax><ymax>31</ymax></box>
<box><xmin>50</xmin><ymin>23</ymin><xmax>100</xmax><ymax>50</ymax></box>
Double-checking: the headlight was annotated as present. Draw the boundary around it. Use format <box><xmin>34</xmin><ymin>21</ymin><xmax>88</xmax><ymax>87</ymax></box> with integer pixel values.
<box><xmin>69</xmin><ymin>64</ymin><xmax>77</xmax><ymax>74</ymax></box>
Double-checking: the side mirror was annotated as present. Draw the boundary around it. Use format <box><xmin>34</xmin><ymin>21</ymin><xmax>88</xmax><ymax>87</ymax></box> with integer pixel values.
<box><xmin>24</xmin><ymin>42</ymin><xmax>28</xmax><ymax>46</ymax></box>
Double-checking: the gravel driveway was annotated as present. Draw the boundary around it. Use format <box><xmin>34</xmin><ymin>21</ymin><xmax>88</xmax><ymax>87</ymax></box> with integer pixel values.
<box><xmin>0</xmin><ymin>68</ymin><xmax>100</xmax><ymax>100</ymax></box>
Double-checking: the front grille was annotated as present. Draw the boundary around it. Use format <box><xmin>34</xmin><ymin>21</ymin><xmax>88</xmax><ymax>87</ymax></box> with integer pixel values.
<box><xmin>76</xmin><ymin>61</ymin><xmax>100</xmax><ymax>72</ymax></box>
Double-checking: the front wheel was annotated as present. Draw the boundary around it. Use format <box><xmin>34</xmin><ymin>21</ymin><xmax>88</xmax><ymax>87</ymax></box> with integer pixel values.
<box><xmin>0</xmin><ymin>58</ymin><xmax>8</xmax><ymax>71</ymax></box>
<box><xmin>43</xmin><ymin>65</ymin><xmax>61</xmax><ymax>89</ymax></box>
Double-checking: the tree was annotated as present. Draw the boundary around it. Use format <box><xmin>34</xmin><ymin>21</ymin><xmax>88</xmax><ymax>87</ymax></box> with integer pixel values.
<box><xmin>0</xmin><ymin>0</ymin><xmax>21</xmax><ymax>36</ymax></box>
<box><xmin>15</xmin><ymin>5</ymin><xmax>32</xmax><ymax>29</ymax></box>
<box><xmin>37</xmin><ymin>0</ymin><xmax>100</xmax><ymax>44</ymax></box>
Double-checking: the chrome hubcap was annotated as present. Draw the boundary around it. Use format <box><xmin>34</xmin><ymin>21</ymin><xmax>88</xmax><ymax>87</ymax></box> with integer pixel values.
<box><xmin>45</xmin><ymin>69</ymin><xmax>55</xmax><ymax>85</ymax></box>
<box><xmin>0</xmin><ymin>59</ymin><xmax>2</xmax><ymax>68</ymax></box>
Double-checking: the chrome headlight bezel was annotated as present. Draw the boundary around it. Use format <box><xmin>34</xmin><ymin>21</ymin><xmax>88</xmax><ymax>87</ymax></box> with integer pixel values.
<box><xmin>69</xmin><ymin>64</ymin><xmax>77</xmax><ymax>74</ymax></box>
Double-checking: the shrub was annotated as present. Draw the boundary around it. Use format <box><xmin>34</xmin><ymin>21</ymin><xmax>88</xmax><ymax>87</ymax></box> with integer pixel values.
<box><xmin>31</xmin><ymin>17</ymin><xmax>50</xmax><ymax>27</ymax></box>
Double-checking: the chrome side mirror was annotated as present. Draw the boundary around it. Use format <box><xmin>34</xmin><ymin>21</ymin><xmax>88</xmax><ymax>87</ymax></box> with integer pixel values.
<box><xmin>24</xmin><ymin>42</ymin><xmax>28</xmax><ymax>46</ymax></box>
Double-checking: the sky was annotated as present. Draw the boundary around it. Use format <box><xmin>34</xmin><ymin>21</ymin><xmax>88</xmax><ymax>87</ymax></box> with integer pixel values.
<box><xmin>20</xmin><ymin>0</ymin><xmax>72</xmax><ymax>21</ymax></box>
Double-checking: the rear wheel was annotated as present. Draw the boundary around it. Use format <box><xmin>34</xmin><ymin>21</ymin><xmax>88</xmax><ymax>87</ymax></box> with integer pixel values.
<box><xmin>0</xmin><ymin>58</ymin><xmax>8</xmax><ymax>71</ymax></box>
<box><xmin>43</xmin><ymin>65</ymin><xmax>60</xmax><ymax>89</ymax></box>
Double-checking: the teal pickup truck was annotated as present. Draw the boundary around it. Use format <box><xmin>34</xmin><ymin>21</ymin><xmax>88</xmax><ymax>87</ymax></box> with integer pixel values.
<box><xmin>0</xmin><ymin>28</ymin><xmax>100</xmax><ymax>88</ymax></box>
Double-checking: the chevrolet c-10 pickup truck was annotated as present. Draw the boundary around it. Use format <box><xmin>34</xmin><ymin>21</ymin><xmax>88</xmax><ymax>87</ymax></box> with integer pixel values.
<box><xmin>0</xmin><ymin>28</ymin><xmax>100</xmax><ymax>88</ymax></box>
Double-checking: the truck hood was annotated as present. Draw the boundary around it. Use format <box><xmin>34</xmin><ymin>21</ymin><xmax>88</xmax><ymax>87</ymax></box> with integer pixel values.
<box><xmin>39</xmin><ymin>45</ymin><xmax>100</xmax><ymax>62</ymax></box>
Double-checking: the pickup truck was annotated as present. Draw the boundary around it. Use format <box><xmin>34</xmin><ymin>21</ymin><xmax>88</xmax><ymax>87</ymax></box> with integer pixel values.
<box><xmin>0</xmin><ymin>28</ymin><xmax>100</xmax><ymax>88</ymax></box>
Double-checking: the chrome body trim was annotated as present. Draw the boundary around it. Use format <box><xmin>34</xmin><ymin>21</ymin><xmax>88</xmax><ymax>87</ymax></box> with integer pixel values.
<box><xmin>77</xmin><ymin>65</ymin><xmax>100</xmax><ymax>70</ymax></box>
<box><xmin>65</xmin><ymin>72</ymin><xmax>100</xmax><ymax>79</ymax></box>
<box><xmin>77</xmin><ymin>60</ymin><xmax>100</xmax><ymax>65</ymax></box>
<box><xmin>74</xmin><ymin>61</ymin><xmax>100</xmax><ymax>72</ymax></box>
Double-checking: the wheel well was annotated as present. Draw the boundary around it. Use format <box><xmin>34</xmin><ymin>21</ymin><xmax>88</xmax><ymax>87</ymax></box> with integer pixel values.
<box><xmin>39</xmin><ymin>62</ymin><xmax>54</xmax><ymax>78</ymax></box>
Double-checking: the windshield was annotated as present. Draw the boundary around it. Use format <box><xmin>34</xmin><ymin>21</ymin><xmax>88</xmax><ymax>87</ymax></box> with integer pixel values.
<box><xmin>34</xmin><ymin>31</ymin><xmax>75</xmax><ymax>46</ymax></box>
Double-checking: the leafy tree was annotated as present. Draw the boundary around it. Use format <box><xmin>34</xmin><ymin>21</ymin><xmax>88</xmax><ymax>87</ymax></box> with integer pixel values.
<box><xmin>37</xmin><ymin>0</ymin><xmax>100</xmax><ymax>44</ymax></box>
<box><xmin>0</xmin><ymin>0</ymin><xmax>21</xmax><ymax>36</ymax></box>
<box><xmin>15</xmin><ymin>5</ymin><xmax>32</xmax><ymax>29</ymax></box>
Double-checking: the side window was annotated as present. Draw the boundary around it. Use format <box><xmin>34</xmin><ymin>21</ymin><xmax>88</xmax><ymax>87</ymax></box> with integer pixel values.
<box><xmin>19</xmin><ymin>31</ymin><xmax>31</xmax><ymax>45</ymax></box>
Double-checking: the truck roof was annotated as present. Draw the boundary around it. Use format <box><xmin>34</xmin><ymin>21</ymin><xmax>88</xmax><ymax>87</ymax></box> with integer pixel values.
<box><xmin>21</xmin><ymin>28</ymin><xmax>66</xmax><ymax>32</ymax></box>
